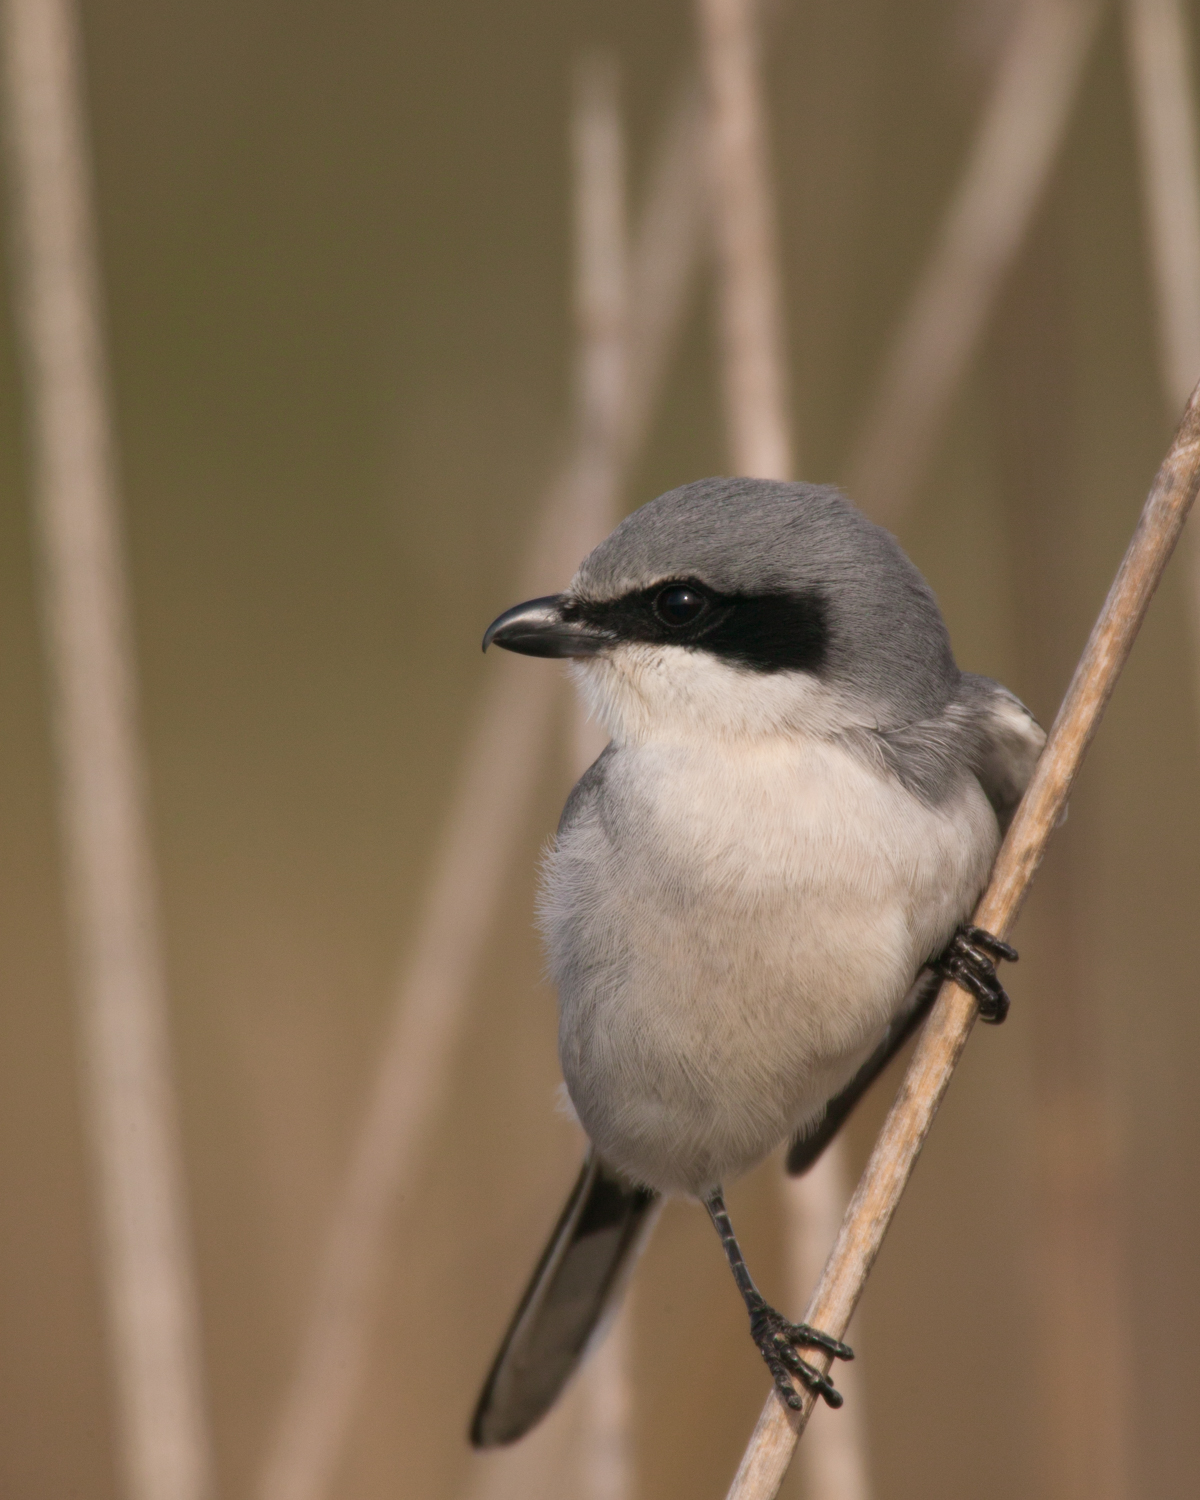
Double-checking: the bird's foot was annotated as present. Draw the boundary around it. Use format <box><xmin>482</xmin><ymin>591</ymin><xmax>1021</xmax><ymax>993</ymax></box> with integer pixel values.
<box><xmin>747</xmin><ymin>1298</ymin><xmax>853</xmax><ymax>1410</ymax></box>
<box><xmin>933</xmin><ymin>923</ymin><xmax>1018</xmax><ymax>1025</ymax></box>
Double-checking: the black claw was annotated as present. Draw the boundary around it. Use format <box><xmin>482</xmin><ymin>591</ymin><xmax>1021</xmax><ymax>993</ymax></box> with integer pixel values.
<box><xmin>777</xmin><ymin>1344</ymin><xmax>844</xmax><ymax>1406</ymax></box>
<box><xmin>749</xmin><ymin>1302</ymin><xmax>851</xmax><ymax>1410</ymax></box>
<box><xmin>771</xmin><ymin>1367</ymin><xmax>804</xmax><ymax>1410</ymax></box>
<box><xmin>793</xmin><ymin>1325</ymin><xmax>854</xmax><ymax>1361</ymax></box>
<box><xmin>960</xmin><ymin>924</ymin><xmax>1019</xmax><ymax>964</ymax></box>
<box><xmin>933</xmin><ymin>923</ymin><xmax>1017</xmax><ymax>1025</ymax></box>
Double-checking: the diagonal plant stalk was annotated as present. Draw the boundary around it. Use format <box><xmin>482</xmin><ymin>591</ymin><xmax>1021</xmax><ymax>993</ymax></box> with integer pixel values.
<box><xmin>725</xmin><ymin>380</ymin><xmax>1200</xmax><ymax>1499</ymax></box>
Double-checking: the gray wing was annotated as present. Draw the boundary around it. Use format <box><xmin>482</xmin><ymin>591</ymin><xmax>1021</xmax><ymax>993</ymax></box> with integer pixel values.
<box><xmin>957</xmin><ymin>673</ymin><xmax>1046</xmax><ymax>832</ymax></box>
<box><xmin>790</xmin><ymin>677</ymin><xmax>1044</xmax><ymax>1174</ymax></box>
<box><xmin>864</xmin><ymin>675</ymin><xmax>1044</xmax><ymax>828</ymax></box>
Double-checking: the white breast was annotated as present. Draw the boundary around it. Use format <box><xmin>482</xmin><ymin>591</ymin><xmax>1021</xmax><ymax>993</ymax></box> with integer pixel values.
<box><xmin>545</xmin><ymin>655</ymin><xmax>999</xmax><ymax>1195</ymax></box>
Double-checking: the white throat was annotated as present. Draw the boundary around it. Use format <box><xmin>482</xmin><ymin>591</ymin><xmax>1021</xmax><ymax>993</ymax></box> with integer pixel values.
<box><xmin>570</xmin><ymin>643</ymin><xmax>869</xmax><ymax>749</ymax></box>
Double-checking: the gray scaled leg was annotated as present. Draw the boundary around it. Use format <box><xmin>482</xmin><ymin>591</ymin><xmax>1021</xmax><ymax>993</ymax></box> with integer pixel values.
<box><xmin>704</xmin><ymin>1187</ymin><xmax>853</xmax><ymax>1410</ymax></box>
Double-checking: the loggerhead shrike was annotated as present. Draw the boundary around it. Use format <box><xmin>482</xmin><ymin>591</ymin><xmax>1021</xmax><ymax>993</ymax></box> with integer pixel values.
<box><xmin>470</xmin><ymin>478</ymin><xmax>1042</xmax><ymax>1446</ymax></box>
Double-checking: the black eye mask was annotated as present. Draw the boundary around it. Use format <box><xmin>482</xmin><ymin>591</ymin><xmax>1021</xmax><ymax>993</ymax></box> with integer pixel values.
<box><xmin>565</xmin><ymin>581</ymin><xmax>830</xmax><ymax>675</ymax></box>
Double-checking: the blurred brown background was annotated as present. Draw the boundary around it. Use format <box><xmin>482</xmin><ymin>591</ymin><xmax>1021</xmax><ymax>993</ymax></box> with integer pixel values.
<box><xmin>1</xmin><ymin>0</ymin><xmax>1199</xmax><ymax>1497</ymax></box>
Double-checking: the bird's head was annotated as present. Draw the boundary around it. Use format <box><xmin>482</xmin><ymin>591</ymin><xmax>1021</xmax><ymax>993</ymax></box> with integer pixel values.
<box><xmin>483</xmin><ymin>478</ymin><xmax>959</xmax><ymax>746</ymax></box>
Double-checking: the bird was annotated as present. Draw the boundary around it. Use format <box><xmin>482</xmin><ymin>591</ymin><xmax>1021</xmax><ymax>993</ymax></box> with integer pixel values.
<box><xmin>469</xmin><ymin>477</ymin><xmax>1042</xmax><ymax>1446</ymax></box>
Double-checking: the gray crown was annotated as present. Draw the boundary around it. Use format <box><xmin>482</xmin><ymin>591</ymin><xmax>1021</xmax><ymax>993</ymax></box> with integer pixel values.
<box><xmin>573</xmin><ymin>477</ymin><xmax>960</xmax><ymax>724</ymax></box>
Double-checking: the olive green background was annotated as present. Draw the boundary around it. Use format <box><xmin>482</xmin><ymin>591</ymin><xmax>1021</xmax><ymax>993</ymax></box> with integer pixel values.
<box><xmin>1</xmin><ymin>1</ymin><xmax>1198</xmax><ymax>1496</ymax></box>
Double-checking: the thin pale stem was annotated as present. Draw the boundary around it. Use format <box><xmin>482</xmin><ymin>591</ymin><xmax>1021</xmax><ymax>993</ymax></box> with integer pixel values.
<box><xmin>783</xmin><ymin>1144</ymin><xmax>872</xmax><ymax>1500</ymax></box>
<box><xmin>725</xmin><ymin>380</ymin><xmax>1200</xmax><ymax>1499</ymax></box>
<box><xmin>0</xmin><ymin>2</ymin><xmax>214</xmax><ymax>1498</ymax></box>
<box><xmin>256</xmin><ymin>62</ymin><xmax>705</xmax><ymax>1500</ymax></box>
<box><xmin>569</xmin><ymin>53</ymin><xmax>635</xmax><ymax>1500</ymax></box>
<box><xmin>1125</xmin><ymin>0</ymin><xmax>1200</xmax><ymax>412</ymax></box>
<box><xmin>697</xmin><ymin>0</ymin><xmax>794</xmax><ymax>480</ymax></box>
<box><xmin>1124</xmin><ymin>0</ymin><xmax>1200</xmax><ymax>726</ymax></box>
<box><xmin>696</xmin><ymin>0</ymin><xmax>873</xmax><ymax>1488</ymax></box>
<box><xmin>847</xmin><ymin>0</ymin><xmax>1105</xmax><ymax>521</ymax></box>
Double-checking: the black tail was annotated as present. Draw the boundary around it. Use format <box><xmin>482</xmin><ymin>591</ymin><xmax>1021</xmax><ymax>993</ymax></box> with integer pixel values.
<box><xmin>786</xmin><ymin>971</ymin><xmax>939</xmax><ymax>1175</ymax></box>
<box><xmin>470</xmin><ymin>1151</ymin><xmax>660</xmax><ymax>1447</ymax></box>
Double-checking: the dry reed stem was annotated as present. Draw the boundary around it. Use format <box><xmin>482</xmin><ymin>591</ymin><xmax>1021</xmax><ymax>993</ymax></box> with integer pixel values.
<box><xmin>848</xmin><ymin>0</ymin><xmax>1105</xmax><ymax>520</ymax></box>
<box><xmin>567</xmin><ymin>56</ymin><xmax>638</xmax><ymax>1500</ymax></box>
<box><xmin>726</xmin><ymin>382</ymin><xmax>1200</xmax><ymax>1499</ymax></box>
<box><xmin>0</xmin><ymin>3</ymin><xmax>214</xmax><ymax>1499</ymax></box>
<box><xmin>579</xmin><ymin>1311</ymin><xmax>636</xmax><ymax>1500</ymax></box>
<box><xmin>464</xmin><ymin>59</ymin><xmax>632</xmax><ymax>1500</ymax></box>
<box><xmin>257</xmin><ymin>69</ymin><xmax>707</xmax><ymax>1500</ymax></box>
<box><xmin>1124</xmin><ymin>0</ymin><xmax>1200</xmax><ymax>763</ymax></box>
<box><xmin>695</xmin><ymin>3</ymin><xmax>871</xmax><ymax>1494</ymax></box>
<box><xmin>1125</xmin><ymin>0</ymin><xmax>1200</xmax><ymax>411</ymax></box>
<box><xmin>839</xmin><ymin>3</ymin><xmax>1125</xmax><ymax>1491</ymax></box>
<box><xmin>697</xmin><ymin>0</ymin><xmax>794</xmax><ymax>479</ymax></box>
<box><xmin>781</xmin><ymin>1143</ymin><xmax>872</xmax><ymax>1500</ymax></box>
<box><xmin>573</xmin><ymin>53</ymin><xmax>628</xmax><ymax>472</ymax></box>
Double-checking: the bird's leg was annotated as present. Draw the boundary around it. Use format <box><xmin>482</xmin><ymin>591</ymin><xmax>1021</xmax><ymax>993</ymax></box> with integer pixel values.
<box><xmin>932</xmin><ymin>923</ymin><xmax>1019</xmax><ymax>1024</ymax></box>
<box><xmin>703</xmin><ymin>1187</ymin><xmax>853</xmax><ymax>1410</ymax></box>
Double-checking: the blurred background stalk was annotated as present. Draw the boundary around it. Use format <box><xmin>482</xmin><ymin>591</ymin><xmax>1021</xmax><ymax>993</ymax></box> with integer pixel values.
<box><xmin>2</xmin><ymin>2</ymin><xmax>1199</xmax><ymax>1498</ymax></box>
<box><xmin>696</xmin><ymin>1</ymin><xmax>872</xmax><ymax>1496</ymax></box>
<box><xmin>0</xmin><ymin>2</ymin><xmax>214</xmax><ymax>1499</ymax></box>
<box><xmin>848</xmin><ymin>0</ymin><xmax>1105</xmax><ymax>520</ymax></box>
<box><xmin>258</xmin><ymin>38</ymin><xmax>705</xmax><ymax>1500</ymax></box>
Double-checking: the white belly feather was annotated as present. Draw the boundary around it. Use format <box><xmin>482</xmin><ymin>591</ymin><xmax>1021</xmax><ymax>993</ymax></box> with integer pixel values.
<box><xmin>544</xmin><ymin>733</ymin><xmax>998</xmax><ymax>1194</ymax></box>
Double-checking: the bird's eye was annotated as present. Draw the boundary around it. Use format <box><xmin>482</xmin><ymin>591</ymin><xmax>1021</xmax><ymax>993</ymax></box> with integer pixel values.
<box><xmin>654</xmin><ymin>585</ymin><xmax>707</xmax><ymax>627</ymax></box>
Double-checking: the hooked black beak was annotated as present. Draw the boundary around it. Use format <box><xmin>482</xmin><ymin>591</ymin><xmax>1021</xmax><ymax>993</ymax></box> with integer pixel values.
<box><xmin>482</xmin><ymin>594</ymin><xmax>613</xmax><ymax>657</ymax></box>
